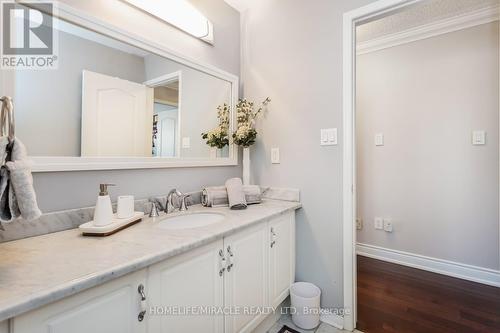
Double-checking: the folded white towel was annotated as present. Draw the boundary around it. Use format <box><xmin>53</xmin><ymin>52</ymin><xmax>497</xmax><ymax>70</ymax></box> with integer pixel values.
<box><xmin>225</xmin><ymin>178</ymin><xmax>247</xmax><ymax>210</ymax></box>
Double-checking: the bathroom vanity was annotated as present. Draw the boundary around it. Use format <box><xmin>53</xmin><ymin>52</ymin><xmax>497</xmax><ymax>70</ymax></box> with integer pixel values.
<box><xmin>0</xmin><ymin>3</ymin><xmax>300</xmax><ymax>332</ymax></box>
<box><xmin>0</xmin><ymin>199</ymin><xmax>300</xmax><ymax>333</ymax></box>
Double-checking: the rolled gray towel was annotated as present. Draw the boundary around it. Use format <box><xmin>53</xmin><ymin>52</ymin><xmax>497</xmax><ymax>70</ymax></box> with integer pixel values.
<box><xmin>202</xmin><ymin>185</ymin><xmax>262</xmax><ymax>207</ymax></box>
<box><xmin>202</xmin><ymin>186</ymin><xmax>228</xmax><ymax>207</ymax></box>
<box><xmin>225</xmin><ymin>178</ymin><xmax>247</xmax><ymax>210</ymax></box>
<box><xmin>244</xmin><ymin>185</ymin><xmax>262</xmax><ymax>204</ymax></box>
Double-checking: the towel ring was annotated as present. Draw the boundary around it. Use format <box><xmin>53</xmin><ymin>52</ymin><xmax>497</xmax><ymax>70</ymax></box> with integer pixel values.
<box><xmin>0</xmin><ymin>96</ymin><xmax>15</xmax><ymax>142</ymax></box>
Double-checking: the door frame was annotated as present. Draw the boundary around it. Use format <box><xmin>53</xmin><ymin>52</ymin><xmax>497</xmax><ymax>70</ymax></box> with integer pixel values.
<box><xmin>144</xmin><ymin>71</ymin><xmax>182</xmax><ymax>158</ymax></box>
<box><xmin>342</xmin><ymin>0</ymin><xmax>425</xmax><ymax>330</ymax></box>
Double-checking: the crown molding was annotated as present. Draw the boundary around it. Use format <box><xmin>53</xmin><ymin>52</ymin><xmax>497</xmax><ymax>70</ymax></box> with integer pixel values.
<box><xmin>357</xmin><ymin>4</ymin><xmax>500</xmax><ymax>55</ymax></box>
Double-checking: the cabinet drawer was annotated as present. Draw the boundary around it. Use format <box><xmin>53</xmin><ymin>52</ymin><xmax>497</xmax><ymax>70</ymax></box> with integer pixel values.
<box><xmin>12</xmin><ymin>270</ymin><xmax>147</xmax><ymax>333</ymax></box>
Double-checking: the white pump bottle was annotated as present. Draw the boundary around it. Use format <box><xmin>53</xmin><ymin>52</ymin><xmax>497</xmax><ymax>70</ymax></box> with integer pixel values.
<box><xmin>93</xmin><ymin>183</ymin><xmax>115</xmax><ymax>227</ymax></box>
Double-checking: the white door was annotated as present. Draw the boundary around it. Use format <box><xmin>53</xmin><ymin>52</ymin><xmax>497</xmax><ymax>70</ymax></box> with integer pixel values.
<box><xmin>12</xmin><ymin>270</ymin><xmax>147</xmax><ymax>333</ymax></box>
<box><xmin>147</xmin><ymin>240</ymin><xmax>225</xmax><ymax>333</ymax></box>
<box><xmin>224</xmin><ymin>223</ymin><xmax>269</xmax><ymax>333</ymax></box>
<box><xmin>81</xmin><ymin>70</ymin><xmax>153</xmax><ymax>157</ymax></box>
<box><xmin>269</xmin><ymin>212</ymin><xmax>296</xmax><ymax>307</ymax></box>
<box><xmin>157</xmin><ymin>112</ymin><xmax>176</xmax><ymax>157</ymax></box>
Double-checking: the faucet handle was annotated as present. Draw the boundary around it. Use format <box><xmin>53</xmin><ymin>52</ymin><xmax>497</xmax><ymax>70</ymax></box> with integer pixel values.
<box><xmin>179</xmin><ymin>194</ymin><xmax>191</xmax><ymax>211</ymax></box>
<box><xmin>148</xmin><ymin>197</ymin><xmax>163</xmax><ymax>217</ymax></box>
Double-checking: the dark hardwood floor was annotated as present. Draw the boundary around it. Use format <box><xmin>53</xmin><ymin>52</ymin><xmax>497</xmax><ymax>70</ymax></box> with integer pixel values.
<box><xmin>356</xmin><ymin>255</ymin><xmax>500</xmax><ymax>333</ymax></box>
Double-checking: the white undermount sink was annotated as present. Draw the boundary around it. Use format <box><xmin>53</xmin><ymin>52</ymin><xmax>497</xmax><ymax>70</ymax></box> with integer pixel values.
<box><xmin>156</xmin><ymin>212</ymin><xmax>225</xmax><ymax>230</ymax></box>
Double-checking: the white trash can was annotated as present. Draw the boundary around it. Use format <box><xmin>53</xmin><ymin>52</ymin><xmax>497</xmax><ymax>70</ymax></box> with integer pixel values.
<box><xmin>290</xmin><ymin>282</ymin><xmax>321</xmax><ymax>329</ymax></box>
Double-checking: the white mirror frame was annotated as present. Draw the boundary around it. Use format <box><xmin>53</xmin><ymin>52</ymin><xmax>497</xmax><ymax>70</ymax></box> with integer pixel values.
<box><xmin>26</xmin><ymin>2</ymin><xmax>239</xmax><ymax>172</ymax></box>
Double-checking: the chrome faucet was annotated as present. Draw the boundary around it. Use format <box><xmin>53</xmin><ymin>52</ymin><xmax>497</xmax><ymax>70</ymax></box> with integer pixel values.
<box><xmin>166</xmin><ymin>189</ymin><xmax>191</xmax><ymax>213</ymax></box>
<box><xmin>148</xmin><ymin>198</ymin><xmax>164</xmax><ymax>217</ymax></box>
<box><xmin>166</xmin><ymin>189</ymin><xmax>181</xmax><ymax>213</ymax></box>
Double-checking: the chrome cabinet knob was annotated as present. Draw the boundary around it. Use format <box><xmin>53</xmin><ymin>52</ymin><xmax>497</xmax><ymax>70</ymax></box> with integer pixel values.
<box><xmin>138</xmin><ymin>284</ymin><xmax>147</xmax><ymax>322</ymax></box>
<box><xmin>270</xmin><ymin>228</ymin><xmax>277</xmax><ymax>248</ymax></box>
<box><xmin>226</xmin><ymin>246</ymin><xmax>234</xmax><ymax>272</ymax></box>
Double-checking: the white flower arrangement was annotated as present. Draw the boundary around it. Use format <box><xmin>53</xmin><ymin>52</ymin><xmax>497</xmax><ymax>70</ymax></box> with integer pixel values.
<box><xmin>202</xmin><ymin>103</ymin><xmax>230</xmax><ymax>149</ymax></box>
<box><xmin>232</xmin><ymin>97</ymin><xmax>271</xmax><ymax>147</ymax></box>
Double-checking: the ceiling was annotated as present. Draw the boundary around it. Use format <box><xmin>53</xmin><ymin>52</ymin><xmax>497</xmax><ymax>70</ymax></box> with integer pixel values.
<box><xmin>223</xmin><ymin>0</ymin><xmax>249</xmax><ymax>12</ymax></box>
<box><xmin>357</xmin><ymin>0</ymin><xmax>499</xmax><ymax>42</ymax></box>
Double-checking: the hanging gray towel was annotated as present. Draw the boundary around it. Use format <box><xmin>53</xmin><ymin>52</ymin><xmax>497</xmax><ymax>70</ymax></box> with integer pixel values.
<box><xmin>5</xmin><ymin>138</ymin><xmax>41</xmax><ymax>221</ymax></box>
<box><xmin>0</xmin><ymin>137</ymin><xmax>41</xmax><ymax>223</ymax></box>
<box><xmin>0</xmin><ymin>137</ymin><xmax>20</xmax><ymax>223</ymax></box>
<box><xmin>225</xmin><ymin>178</ymin><xmax>247</xmax><ymax>210</ymax></box>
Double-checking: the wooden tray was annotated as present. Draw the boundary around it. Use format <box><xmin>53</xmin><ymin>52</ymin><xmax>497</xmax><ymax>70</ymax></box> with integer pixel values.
<box><xmin>79</xmin><ymin>212</ymin><xmax>145</xmax><ymax>237</ymax></box>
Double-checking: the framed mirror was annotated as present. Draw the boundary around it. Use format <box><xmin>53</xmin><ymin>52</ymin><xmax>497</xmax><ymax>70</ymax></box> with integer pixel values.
<box><xmin>2</xmin><ymin>3</ymin><xmax>238</xmax><ymax>171</ymax></box>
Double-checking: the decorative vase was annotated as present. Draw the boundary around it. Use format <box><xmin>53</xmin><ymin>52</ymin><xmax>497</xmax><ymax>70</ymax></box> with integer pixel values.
<box><xmin>243</xmin><ymin>147</ymin><xmax>250</xmax><ymax>185</ymax></box>
<box><xmin>219</xmin><ymin>145</ymin><xmax>229</xmax><ymax>158</ymax></box>
<box><xmin>209</xmin><ymin>147</ymin><xmax>217</xmax><ymax>159</ymax></box>
<box><xmin>210</xmin><ymin>146</ymin><xmax>229</xmax><ymax>159</ymax></box>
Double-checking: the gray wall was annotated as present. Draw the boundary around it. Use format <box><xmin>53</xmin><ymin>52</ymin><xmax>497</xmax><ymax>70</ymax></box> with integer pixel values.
<box><xmin>241</xmin><ymin>0</ymin><xmax>376</xmax><ymax>309</ymax></box>
<box><xmin>32</xmin><ymin>0</ymin><xmax>241</xmax><ymax>212</ymax></box>
<box><xmin>15</xmin><ymin>31</ymin><xmax>146</xmax><ymax>156</ymax></box>
<box><xmin>356</xmin><ymin>23</ymin><xmax>499</xmax><ymax>270</ymax></box>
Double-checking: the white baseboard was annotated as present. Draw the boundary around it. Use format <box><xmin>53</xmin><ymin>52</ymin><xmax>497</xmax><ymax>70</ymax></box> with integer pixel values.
<box><xmin>356</xmin><ymin>243</ymin><xmax>500</xmax><ymax>287</ymax></box>
<box><xmin>320</xmin><ymin>312</ymin><xmax>344</xmax><ymax>330</ymax></box>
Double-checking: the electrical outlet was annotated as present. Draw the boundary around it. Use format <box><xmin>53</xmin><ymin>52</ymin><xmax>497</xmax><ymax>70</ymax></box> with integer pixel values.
<box><xmin>356</xmin><ymin>218</ymin><xmax>363</xmax><ymax>230</ymax></box>
<box><xmin>374</xmin><ymin>217</ymin><xmax>383</xmax><ymax>230</ymax></box>
<box><xmin>383</xmin><ymin>218</ymin><xmax>393</xmax><ymax>233</ymax></box>
<box><xmin>472</xmin><ymin>130</ymin><xmax>486</xmax><ymax>145</ymax></box>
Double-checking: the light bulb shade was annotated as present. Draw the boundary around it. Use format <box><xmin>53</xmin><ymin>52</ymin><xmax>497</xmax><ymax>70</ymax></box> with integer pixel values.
<box><xmin>123</xmin><ymin>0</ymin><xmax>214</xmax><ymax>44</ymax></box>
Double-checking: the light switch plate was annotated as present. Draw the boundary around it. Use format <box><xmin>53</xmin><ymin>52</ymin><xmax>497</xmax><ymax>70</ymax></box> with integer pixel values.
<box><xmin>182</xmin><ymin>137</ymin><xmax>190</xmax><ymax>148</ymax></box>
<box><xmin>271</xmin><ymin>148</ymin><xmax>280</xmax><ymax>164</ymax></box>
<box><xmin>375</xmin><ymin>133</ymin><xmax>384</xmax><ymax>146</ymax></box>
<box><xmin>472</xmin><ymin>130</ymin><xmax>486</xmax><ymax>145</ymax></box>
<box><xmin>320</xmin><ymin>128</ymin><xmax>337</xmax><ymax>146</ymax></box>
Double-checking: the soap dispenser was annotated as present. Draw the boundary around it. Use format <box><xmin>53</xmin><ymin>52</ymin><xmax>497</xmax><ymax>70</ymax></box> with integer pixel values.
<box><xmin>93</xmin><ymin>183</ymin><xmax>115</xmax><ymax>227</ymax></box>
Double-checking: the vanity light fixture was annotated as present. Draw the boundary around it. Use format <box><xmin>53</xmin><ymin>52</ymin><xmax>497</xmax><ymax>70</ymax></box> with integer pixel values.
<box><xmin>123</xmin><ymin>0</ymin><xmax>214</xmax><ymax>44</ymax></box>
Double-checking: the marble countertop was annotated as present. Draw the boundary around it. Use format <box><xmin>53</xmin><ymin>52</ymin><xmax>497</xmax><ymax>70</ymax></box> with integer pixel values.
<box><xmin>0</xmin><ymin>199</ymin><xmax>301</xmax><ymax>322</ymax></box>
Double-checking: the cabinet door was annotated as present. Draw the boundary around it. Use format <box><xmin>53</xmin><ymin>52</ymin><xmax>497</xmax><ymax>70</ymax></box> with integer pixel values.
<box><xmin>0</xmin><ymin>320</ymin><xmax>8</xmax><ymax>333</ymax></box>
<box><xmin>147</xmin><ymin>240</ymin><xmax>224</xmax><ymax>333</ymax></box>
<box><xmin>224</xmin><ymin>223</ymin><xmax>269</xmax><ymax>333</ymax></box>
<box><xmin>13</xmin><ymin>270</ymin><xmax>147</xmax><ymax>333</ymax></box>
<box><xmin>269</xmin><ymin>212</ymin><xmax>296</xmax><ymax>307</ymax></box>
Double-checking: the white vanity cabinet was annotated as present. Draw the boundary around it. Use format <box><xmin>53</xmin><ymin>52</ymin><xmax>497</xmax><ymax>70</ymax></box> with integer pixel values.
<box><xmin>145</xmin><ymin>213</ymin><xmax>295</xmax><ymax>333</ymax></box>
<box><xmin>224</xmin><ymin>223</ymin><xmax>269</xmax><ymax>333</ymax></box>
<box><xmin>12</xmin><ymin>270</ymin><xmax>147</xmax><ymax>333</ymax></box>
<box><xmin>147</xmin><ymin>240</ymin><xmax>225</xmax><ymax>333</ymax></box>
<box><xmin>269</xmin><ymin>212</ymin><xmax>296</xmax><ymax>307</ymax></box>
<box><xmin>9</xmin><ymin>211</ymin><xmax>296</xmax><ymax>333</ymax></box>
